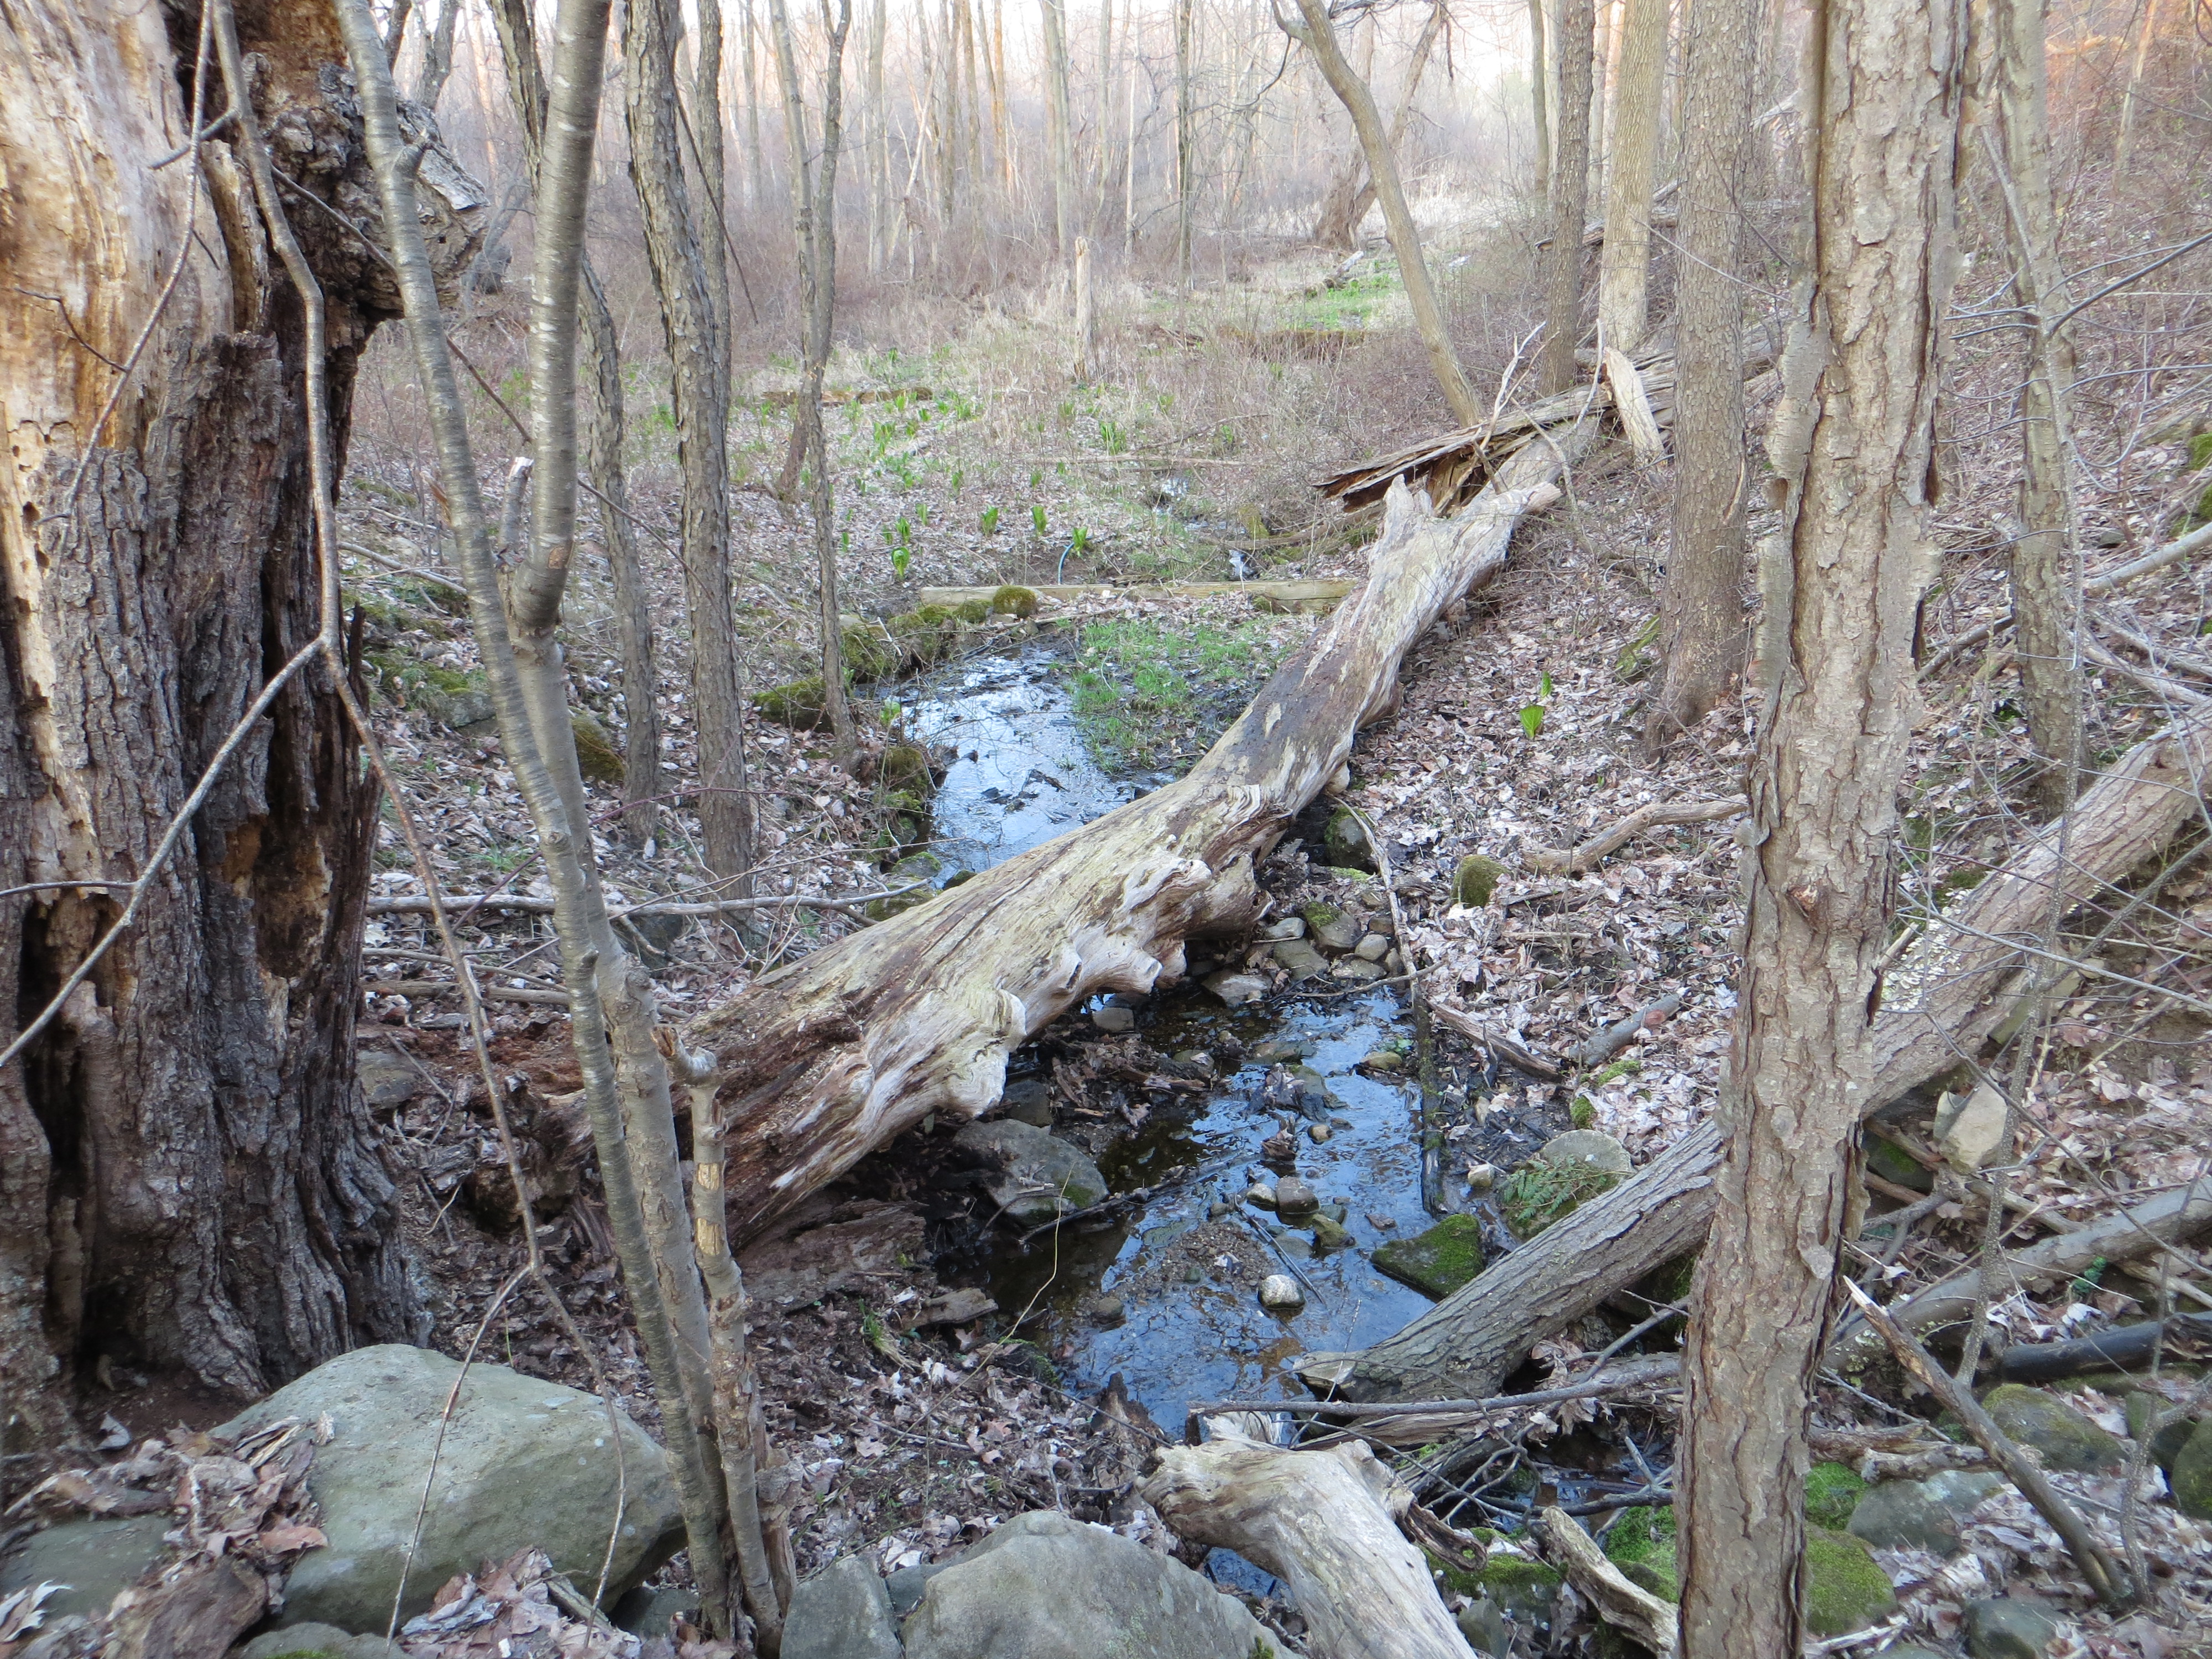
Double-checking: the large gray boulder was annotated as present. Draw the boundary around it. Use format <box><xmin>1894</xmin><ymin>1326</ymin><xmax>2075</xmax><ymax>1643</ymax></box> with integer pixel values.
<box><xmin>901</xmin><ymin>1511</ymin><xmax>1267</xmax><ymax>1659</ymax></box>
<box><xmin>0</xmin><ymin>1515</ymin><xmax>171</xmax><ymax>1623</ymax></box>
<box><xmin>784</xmin><ymin>1556</ymin><xmax>902</xmax><ymax>1659</ymax></box>
<box><xmin>953</xmin><ymin>1120</ymin><xmax>1107</xmax><ymax>1226</ymax></box>
<box><xmin>237</xmin><ymin>1623</ymin><xmax>404</xmax><ymax>1658</ymax></box>
<box><xmin>219</xmin><ymin>1345</ymin><xmax>683</xmax><ymax>1634</ymax></box>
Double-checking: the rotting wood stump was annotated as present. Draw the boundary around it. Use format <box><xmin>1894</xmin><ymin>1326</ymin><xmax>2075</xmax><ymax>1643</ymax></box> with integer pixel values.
<box><xmin>689</xmin><ymin>436</ymin><xmax>1586</xmax><ymax>1246</ymax></box>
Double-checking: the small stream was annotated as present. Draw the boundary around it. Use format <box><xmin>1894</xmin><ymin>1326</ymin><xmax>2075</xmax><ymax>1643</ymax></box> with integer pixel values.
<box><xmin>903</xmin><ymin>650</ymin><xmax>1434</xmax><ymax>1431</ymax></box>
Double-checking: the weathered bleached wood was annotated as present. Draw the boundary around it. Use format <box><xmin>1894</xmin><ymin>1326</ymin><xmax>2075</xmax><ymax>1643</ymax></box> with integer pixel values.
<box><xmin>1537</xmin><ymin>1506</ymin><xmax>1678</xmax><ymax>1656</ymax></box>
<box><xmin>1525</xmin><ymin>796</ymin><xmax>1746</xmax><ymax>875</ymax></box>
<box><xmin>1604</xmin><ymin>350</ymin><xmax>1666</xmax><ymax>466</ymax></box>
<box><xmin>1140</xmin><ymin>1431</ymin><xmax>1475</xmax><ymax>1659</ymax></box>
<box><xmin>1319</xmin><ymin>704</ymin><xmax>2212</xmax><ymax>1401</ymax></box>
<box><xmin>690</xmin><ymin>440</ymin><xmax>1582</xmax><ymax>1246</ymax></box>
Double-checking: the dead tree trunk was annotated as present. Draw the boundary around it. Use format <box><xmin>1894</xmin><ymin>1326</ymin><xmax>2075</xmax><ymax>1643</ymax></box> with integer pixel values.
<box><xmin>1594</xmin><ymin>0</ymin><xmax>1666</xmax><ymax>352</ymax></box>
<box><xmin>0</xmin><ymin>2</ymin><xmax>482</xmax><ymax>1436</ymax></box>
<box><xmin>1142</xmin><ymin>1431</ymin><xmax>1474</xmax><ymax>1659</ymax></box>
<box><xmin>1315</xmin><ymin>704</ymin><xmax>2212</xmax><ymax>1404</ymax></box>
<box><xmin>689</xmin><ymin>433</ymin><xmax>1589</xmax><ymax>1246</ymax></box>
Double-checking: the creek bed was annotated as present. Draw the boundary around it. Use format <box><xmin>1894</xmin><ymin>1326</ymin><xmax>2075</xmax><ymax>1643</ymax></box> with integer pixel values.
<box><xmin>904</xmin><ymin>650</ymin><xmax>1437</xmax><ymax>1430</ymax></box>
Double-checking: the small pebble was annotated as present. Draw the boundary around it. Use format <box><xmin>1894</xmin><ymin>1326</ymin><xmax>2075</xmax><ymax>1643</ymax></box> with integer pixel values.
<box><xmin>1308</xmin><ymin>1123</ymin><xmax>1331</xmax><ymax>1144</ymax></box>
<box><xmin>1258</xmin><ymin>1274</ymin><xmax>1306</xmax><ymax>1311</ymax></box>
<box><xmin>1244</xmin><ymin>1182</ymin><xmax>1279</xmax><ymax>1211</ymax></box>
<box><xmin>1092</xmin><ymin>1004</ymin><xmax>1136</xmax><ymax>1033</ymax></box>
<box><xmin>1353</xmin><ymin>933</ymin><xmax>1391</xmax><ymax>962</ymax></box>
<box><xmin>1466</xmin><ymin>1162</ymin><xmax>1498</xmax><ymax>1192</ymax></box>
<box><xmin>1368</xmin><ymin>1212</ymin><xmax>1397</xmax><ymax>1230</ymax></box>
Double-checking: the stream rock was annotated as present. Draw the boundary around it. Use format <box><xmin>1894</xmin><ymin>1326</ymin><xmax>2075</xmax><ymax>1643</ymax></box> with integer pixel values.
<box><xmin>1091</xmin><ymin>1004</ymin><xmax>1136</xmax><ymax>1033</ymax></box>
<box><xmin>901</xmin><ymin>1510</ymin><xmax>1268</xmax><ymax>1659</ymax></box>
<box><xmin>238</xmin><ymin>1625</ymin><xmax>404</xmax><ymax>1659</ymax></box>
<box><xmin>1270</xmin><ymin>938</ymin><xmax>1329</xmax><ymax>981</ymax></box>
<box><xmin>1981</xmin><ymin>1385</ymin><xmax>2126</xmax><ymax>1473</ymax></box>
<box><xmin>1354</xmin><ymin>933</ymin><xmax>1391</xmax><ymax>962</ymax></box>
<box><xmin>1271</xmin><ymin>1176</ymin><xmax>1318</xmax><ymax>1217</ymax></box>
<box><xmin>1452</xmin><ymin>854</ymin><xmax>1505</xmax><ymax>908</ymax></box>
<box><xmin>1802</xmin><ymin>1528</ymin><xmax>1898</xmax><ymax>1636</ymax></box>
<box><xmin>217</xmin><ymin>1344</ymin><xmax>683</xmax><ymax>1634</ymax></box>
<box><xmin>1298</xmin><ymin>902</ymin><xmax>1364</xmax><ymax>952</ymax></box>
<box><xmin>1370</xmin><ymin>1214</ymin><xmax>1487</xmax><ymax>1300</ymax></box>
<box><xmin>2172</xmin><ymin>1416</ymin><xmax>2212</xmax><ymax>1517</ymax></box>
<box><xmin>1322</xmin><ymin>807</ymin><xmax>1374</xmax><ymax>871</ymax></box>
<box><xmin>954</xmin><ymin>1120</ymin><xmax>1107</xmax><ymax>1225</ymax></box>
<box><xmin>1256</xmin><ymin>916</ymin><xmax>1306</xmax><ymax>941</ymax></box>
<box><xmin>1331</xmin><ymin>958</ymin><xmax>1387</xmax><ymax>983</ymax></box>
<box><xmin>1202</xmin><ymin>970</ymin><xmax>1268</xmax><ymax>1006</ymax></box>
<box><xmin>1259</xmin><ymin>1275</ymin><xmax>1306</xmax><ymax>1311</ymax></box>
<box><xmin>785</xmin><ymin>1555</ymin><xmax>902</xmax><ymax>1659</ymax></box>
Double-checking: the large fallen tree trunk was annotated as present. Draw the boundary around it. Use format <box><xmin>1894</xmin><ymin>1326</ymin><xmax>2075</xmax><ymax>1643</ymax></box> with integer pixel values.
<box><xmin>1140</xmin><ymin>1430</ymin><xmax>1475</xmax><ymax>1659</ymax></box>
<box><xmin>690</xmin><ymin>436</ymin><xmax>1586</xmax><ymax>1243</ymax></box>
<box><xmin>1312</xmin><ymin>703</ymin><xmax>2212</xmax><ymax>1401</ymax></box>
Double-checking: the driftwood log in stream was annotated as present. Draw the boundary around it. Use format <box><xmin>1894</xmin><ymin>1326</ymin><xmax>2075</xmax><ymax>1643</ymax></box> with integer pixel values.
<box><xmin>1309</xmin><ymin>703</ymin><xmax>2212</xmax><ymax>1401</ymax></box>
<box><xmin>688</xmin><ymin>436</ymin><xmax>1585</xmax><ymax>1244</ymax></box>
<box><xmin>1141</xmin><ymin>1430</ymin><xmax>1476</xmax><ymax>1659</ymax></box>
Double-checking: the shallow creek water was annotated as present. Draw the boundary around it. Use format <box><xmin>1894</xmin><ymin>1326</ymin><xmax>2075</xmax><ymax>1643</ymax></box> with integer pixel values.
<box><xmin>905</xmin><ymin>651</ymin><xmax>1434</xmax><ymax>1431</ymax></box>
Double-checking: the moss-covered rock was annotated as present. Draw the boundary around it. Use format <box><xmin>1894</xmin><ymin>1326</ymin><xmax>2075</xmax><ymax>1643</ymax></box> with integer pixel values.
<box><xmin>1981</xmin><ymin>1384</ymin><xmax>2127</xmax><ymax>1474</ymax></box>
<box><xmin>1370</xmin><ymin>1214</ymin><xmax>1486</xmax><ymax>1299</ymax></box>
<box><xmin>2172</xmin><ymin>1415</ymin><xmax>2212</xmax><ymax>1519</ymax></box>
<box><xmin>1308</xmin><ymin>1212</ymin><xmax>1353</xmax><ymax>1249</ymax></box>
<box><xmin>889</xmin><ymin>607</ymin><xmax>956</xmax><ymax>667</ymax></box>
<box><xmin>754</xmin><ymin>675</ymin><xmax>830</xmax><ymax>729</ymax></box>
<box><xmin>990</xmin><ymin>583</ymin><xmax>1041</xmax><ymax>619</ymax></box>
<box><xmin>841</xmin><ymin>623</ymin><xmax>901</xmax><ymax>682</ymax></box>
<box><xmin>1866</xmin><ymin>1135</ymin><xmax>1935</xmax><ymax>1194</ymax></box>
<box><xmin>1323</xmin><ymin>806</ymin><xmax>1374</xmax><ymax>871</ymax></box>
<box><xmin>1806</xmin><ymin>1461</ymin><xmax>1867</xmax><ymax>1530</ymax></box>
<box><xmin>1452</xmin><ymin>853</ymin><xmax>1505</xmax><ymax>909</ymax></box>
<box><xmin>369</xmin><ymin>654</ymin><xmax>493</xmax><ymax>730</ymax></box>
<box><xmin>880</xmin><ymin>743</ymin><xmax>935</xmax><ymax>795</ymax></box>
<box><xmin>2125</xmin><ymin>1391</ymin><xmax>2199</xmax><ymax>1476</ymax></box>
<box><xmin>955</xmin><ymin>597</ymin><xmax>993</xmax><ymax>624</ymax></box>
<box><xmin>570</xmin><ymin>711</ymin><xmax>624</xmax><ymax>784</ymax></box>
<box><xmin>1803</xmin><ymin>1527</ymin><xmax>1897</xmax><ymax>1636</ymax></box>
<box><xmin>1477</xmin><ymin>1556</ymin><xmax>1562</xmax><ymax>1627</ymax></box>
<box><xmin>867</xmin><ymin>852</ymin><xmax>943</xmax><ymax>920</ymax></box>
<box><xmin>1298</xmin><ymin>901</ymin><xmax>1363</xmax><ymax>951</ymax></box>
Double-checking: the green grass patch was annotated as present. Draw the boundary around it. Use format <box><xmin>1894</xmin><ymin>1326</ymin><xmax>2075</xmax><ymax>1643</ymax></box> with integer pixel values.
<box><xmin>1068</xmin><ymin>617</ymin><xmax>1292</xmax><ymax>769</ymax></box>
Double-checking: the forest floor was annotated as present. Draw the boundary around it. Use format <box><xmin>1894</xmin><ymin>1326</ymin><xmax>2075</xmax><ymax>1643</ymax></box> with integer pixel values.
<box><xmin>315</xmin><ymin>210</ymin><xmax>2212</xmax><ymax>1654</ymax></box>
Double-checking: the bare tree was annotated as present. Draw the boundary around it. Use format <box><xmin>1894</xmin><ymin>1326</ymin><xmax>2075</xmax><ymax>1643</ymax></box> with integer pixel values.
<box><xmin>1595</xmin><ymin>0</ymin><xmax>1666</xmax><ymax>351</ymax></box>
<box><xmin>1542</xmin><ymin>0</ymin><xmax>1597</xmax><ymax>390</ymax></box>
<box><xmin>1991</xmin><ymin>0</ymin><xmax>2084</xmax><ymax>812</ymax></box>
<box><xmin>769</xmin><ymin>0</ymin><xmax>860</xmax><ymax>767</ymax></box>
<box><xmin>1676</xmin><ymin>0</ymin><xmax>1964</xmax><ymax>1645</ymax></box>
<box><xmin>1312</xmin><ymin>1</ymin><xmax>1446</xmax><ymax>252</ymax></box>
<box><xmin>1528</xmin><ymin>0</ymin><xmax>1551</xmax><ymax>200</ymax></box>
<box><xmin>482</xmin><ymin>0</ymin><xmax>664</xmax><ymax>832</ymax></box>
<box><xmin>415</xmin><ymin>0</ymin><xmax>461</xmax><ymax>107</ymax></box>
<box><xmin>741</xmin><ymin>0</ymin><xmax>769</xmax><ymax>210</ymax></box>
<box><xmin>1644</xmin><ymin>0</ymin><xmax>1755</xmax><ymax>747</ymax></box>
<box><xmin>624</xmin><ymin>0</ymin><xmax>758</xmax><ymax>884</ymax></box>
<box><xmin>1175</xmin><ymin>0</ymin><xmax>1195</xmax><ymax>284</ymax></box>
<box><xmin>1042</xmin><ymin>0</ymin><xmax>1078</xmax><ymax>254</ymax></box>
<box><xmin>1284</xmin><ymin>0</ymin><xmax>1481</xmax><ymax>424</ymax></box>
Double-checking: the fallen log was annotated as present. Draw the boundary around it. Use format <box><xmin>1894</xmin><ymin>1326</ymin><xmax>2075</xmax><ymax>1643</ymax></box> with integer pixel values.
<box><xmin>1524</xmin><ymin>795</ymin><xmax>1746</xmax><ymax>875</ymax></box>
<box><xmin>1537</xmin><ymin>1507</ymin><xmax>1678</xmax><ymax>1657</ymax></box>
<box><xmin>1996</xmin><ymin>1312</ymin><xmax>2212</xmax><ymax>1384</ymax></box>
<box><xmin>1140</xmin><ymin>1430</ymin><xmax>1476</xmax><ymax>1659</ymax></box>
<box><xmin>914</xmin><ymin>577</ymin><xmax>1356</xmax><ymax>611</ymax></box>
<box><xmin>1313</xmin><ymin>705</ymin><xmax>2212</xmax><ymax>1401</ymax></box>
<box><xmin>688</xmin><ymin>439</ymin><xmax>1587</xmax><ymax>1246</ymax></box>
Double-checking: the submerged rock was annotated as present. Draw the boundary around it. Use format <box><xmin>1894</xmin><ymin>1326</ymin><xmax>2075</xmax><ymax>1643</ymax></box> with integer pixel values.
<box><xmin>902</xmin><ymin>1510</ymin><xmax>1267</xmax><ymax>1659</ymax></box>
<box><xmin>1272</xmin><ymin>1176</ymin><xmax>1318</xmax><ymax>1216</ymax></box>
<box><xmin>954</xmin><ymin>1119</ymin><xmax>1107</xmax><ymax>1227</ymax></box>
<box><xmin>1259</xmin><ymin>1274</ymin><xmax>1306</xmax><ymax>1311</ymax></box>
<box><xmin>1371</xmin><ymin>1213</ymin><xmax>1488</xmax><ymax>1300</ymax></box>
<box><xmin>1202</xmin><ymin>970</ymin><xmax>1269</xmax><ymax>1006</ymax></box>
<box><xmin>1270</xmin><ymin>937</ymin><xmax>1330</xmax><ymax>981</ymax></box>
<box><xmin>1981</xmin><ymin>1384</ymin><xmax>2126</xmax><ymax>1474</ymax></box>
<box><xmin>218</xmin><ymin>1345</ymin><xmax>684</xmax><ymax>1634</ymax></box>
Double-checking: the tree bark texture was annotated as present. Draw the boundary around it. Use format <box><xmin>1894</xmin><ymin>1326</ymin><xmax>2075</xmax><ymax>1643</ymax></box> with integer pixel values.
<box><xmin>1041</xmin><ymin>0</ymin><xmax>1076</xmax><ymax>255</ymax></box>
<box><xmin>1991</xmin><ymin>0</ymin><xmax>2084</xmax><ymax>814</ymax></box>
<box><xmin>1528</xmin><ymin>0</ymin><xmax>1552</xmax><ymax>201</ymax></box>
<box><xmin>1644</xmin><ymin>0</ymin><xmax>1755</xmax><ymax>749</ymax></box>
<box><xmin>687</xmin><ymin>436</ymin><xmax>1584</xmax><ymax>1246</ymax></box>
<box><xmin>1317</xmin><ymin>701</ymin><xmax>2212</xmax><ymax>1404</ymax></box>
<box><xmin>0</xmin><ymin>2</ymin><xmax>486</xmax><ymax>1426</ymax></box>
<box><xmin>623</xmin><ymin>0</ymin><xmax>754</xmax><ymax>884</ymax></box>
<box><xmin>1289</xmin><ymin>0</ymin><xmax>1480</xmax><ymax>426</ymax></box>
<box><xmin>1594</xmin><ymin>0</ymin><xmax>1666</xmax><ymax>353</ymax></box>
<box><xmin>1543</xmin><ymin>0</ymin><xmax>1597</xmax><ymax>390</ymax></box>
<box><xmin>1676</xmin><ymin>0</ymin><xmax>1961</xmax><ymax>1630</ymax></box>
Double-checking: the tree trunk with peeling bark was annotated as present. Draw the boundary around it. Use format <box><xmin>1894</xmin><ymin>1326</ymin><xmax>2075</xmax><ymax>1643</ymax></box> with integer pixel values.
<box><xmin>0</xmin><ymin>2</ymin><xmax>484</xmax><ymax>1442</ymax></box>
<box><xmin>688</xmin><ymin>440</ymin><xmax>1584</xmax><ymax>1246</ymax></box>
